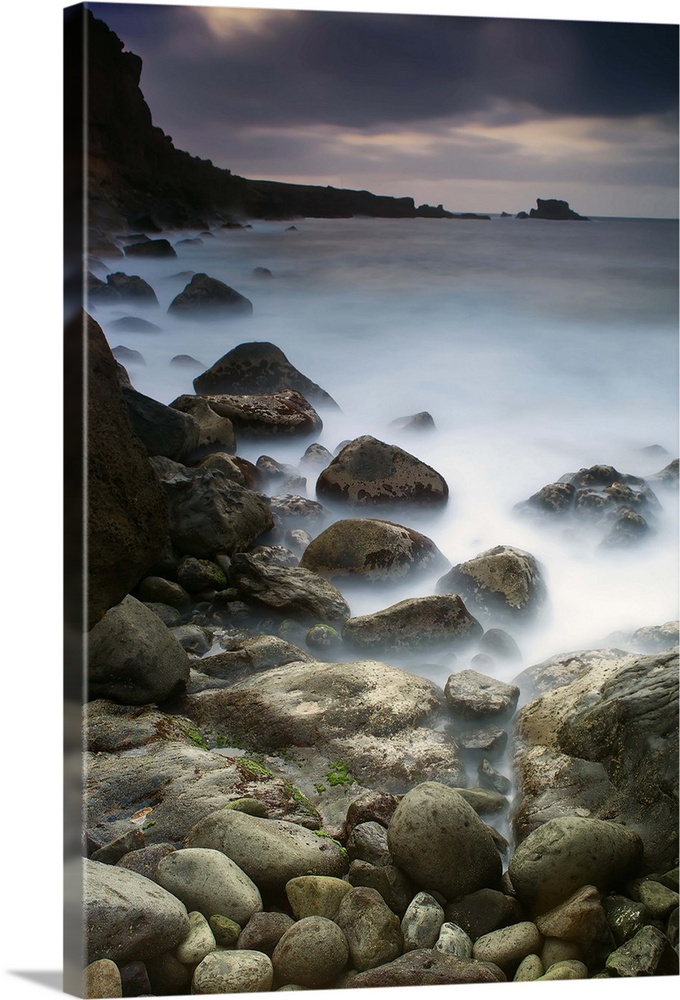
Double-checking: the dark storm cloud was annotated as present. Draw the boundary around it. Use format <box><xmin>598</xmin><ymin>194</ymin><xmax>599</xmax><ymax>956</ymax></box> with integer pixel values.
<box><xmin>89</xmin><ymin>4</ymin><xmax>678</xmax><ymax>133</ymax></box>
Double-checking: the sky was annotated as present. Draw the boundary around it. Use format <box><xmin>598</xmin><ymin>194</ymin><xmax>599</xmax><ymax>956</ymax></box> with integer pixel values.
<box><xmin>85</xmin><ymin>0</ymin><xmax>679</xmax><ymax>218</ymax></box>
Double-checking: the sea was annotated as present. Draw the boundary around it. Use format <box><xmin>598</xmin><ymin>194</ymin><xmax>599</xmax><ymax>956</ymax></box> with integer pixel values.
<box><xmin>90</xmin><ymin>214</ymin><xmax>679</xmax><ymax>691</ymax></box>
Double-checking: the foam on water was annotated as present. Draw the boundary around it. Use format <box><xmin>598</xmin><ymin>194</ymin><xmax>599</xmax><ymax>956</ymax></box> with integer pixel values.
<box><xmin>91</xmin><ymin>216</ymin><xmax>679</xmax><ymax>684</ymax></box>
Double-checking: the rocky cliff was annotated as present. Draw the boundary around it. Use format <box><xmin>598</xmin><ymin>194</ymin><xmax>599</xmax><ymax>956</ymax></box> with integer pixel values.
<box><xmin>65</xmin><ymin>7</ymin><xmax>447</xmax><ymax>236</ymax></box>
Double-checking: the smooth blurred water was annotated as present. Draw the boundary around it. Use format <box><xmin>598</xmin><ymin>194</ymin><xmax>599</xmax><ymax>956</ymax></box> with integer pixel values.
<box><xmin>91</xmin><ymin>215</ymin><xmax>679</xmax><ymax>683</ymax></box>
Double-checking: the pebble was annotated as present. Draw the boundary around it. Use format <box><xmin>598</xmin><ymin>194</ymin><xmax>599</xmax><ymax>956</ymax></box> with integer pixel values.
<box><xmin>434</xmin><ymin>922</ymin><xmax>473</xmax><ymax>958</ymax></box>
<box><xmin>174</xmin><ymin>911</ymin><xmax>217</xmax><ymax>965</ymax></box>
<box><xmin>472</xmin><ymin>921</ymin><xmax>543</xmax><ymax>973</ymax></box>
<box><xmin>156</xmin><ymin>847</ymin><xmax>263</xmax><ymax>924</ymax></box>
<box><xmin>401</xmin><ymin>891</ymin><xmax>446</xmax><ymax>951</ymax></box>
<box><xmin>285</xmin><ymin>875</ymin><xmax>352</xmax><ymax>920</ymax></box>
<box><xmin>209</xmin><ymin>914</ymin><xmax>241</xmax><ymax>946</ymax></box>
<box><xmin>83</xmin><ymin>959</ymin><xmax>122</xmax><ymax>998</ymax></box>
<box><xmin>605</xmin><ymin>924</ymin><xmax>668</xmax><ymax>976</ymax></box>
<box><xmin>513</xmin><ymin>954</ymin><xmax>544</xmax><ymax>981</ymax></box>
<box><xmin>537</xmin><ymin>959</ymin><xmax>589</xmax><ymax>980</ymax></box>
<box><xmin>238</xmin><ymin>912</ymin><xmax>295</xmax><ymax>955</ymax></box>
<box><xmin>335</xmin><ymin>886</ymin><xmax>403</xmax><ymax>971</ymax></box>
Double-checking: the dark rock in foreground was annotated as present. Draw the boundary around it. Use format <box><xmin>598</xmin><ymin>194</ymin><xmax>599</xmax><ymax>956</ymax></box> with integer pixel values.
<box><xmin>228</xmin><ymin>552</ymin><xmax>351</xmax><ymax>623</ymax></box>
<box><xmin>168</xmin><ymin>272</ymin><xmax>253</xmax><ymax>318</ymax></box>
<box><xmin>316</xmin><ymin>435</ymin><xmax>449</xmax><ymax>507</ymax></box>
<box><xmin>83</xmin><ymin>312</ymin><xmax>168</xmax><ymax>629</ymax></box>
<box><xmin>342</xmin><ymin>595</ymin><xmax>482</xmax><ymax>652</ymax></box>
<box><xmin>347</xmin><ymin>949</ymin><xmax>506</xmax><ymax>985</ymax></box>
<box><xmin>122</xmin><ymin>385</ymin><xmax>199</xmax><ymax>462</ymax></box>
<box><xmin>194</xmin><ymin>341</ymin><xmax>338</xmax><ymax>408</ymax></box>
<box><xmin>125</xmin><ymin>238</ymin><xmax>177</xmax><ymax>258</ymax></box>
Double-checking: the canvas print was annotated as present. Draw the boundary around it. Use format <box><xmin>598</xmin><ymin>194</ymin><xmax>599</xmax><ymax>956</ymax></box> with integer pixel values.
<box><xmin>64</xmin><ymin>1</ymin><xmax>679</xmax><ymax>996</ymax></box>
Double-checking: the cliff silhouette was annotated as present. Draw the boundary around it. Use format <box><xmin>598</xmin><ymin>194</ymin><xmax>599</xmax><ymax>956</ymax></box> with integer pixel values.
<box><xmin>65</xmin><ymin>6</ymin><xmax>457</xmax><ymax>237</ymax></box>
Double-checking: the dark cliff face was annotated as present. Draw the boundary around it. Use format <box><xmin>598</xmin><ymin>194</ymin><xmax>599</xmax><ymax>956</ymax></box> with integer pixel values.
<box><xmin>65</xmin><ymin>7</ymin><xmax>421</xmax><ymax>232</ymax></box>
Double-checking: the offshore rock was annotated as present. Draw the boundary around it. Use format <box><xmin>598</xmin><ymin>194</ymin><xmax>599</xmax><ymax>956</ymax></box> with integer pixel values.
<box><xmin>299</xmin><ymin>517</ymin><xmax>447</xmax><ymax>583</ymax></box>
<box><xmin>528</xmin><ymin>198</ymin><xmax>589</xmax><ymax>220</ymax></box>
<box><xmin>316</xmin><ymin>435</ymin><xmax>448</xmax><ymax>506</ymax></box>
<box><xmin>168</xmin><ymin>272</ymin><xmax>252</xmax><ymax>317</ymax></box>
<box><xmin>193</xmin><ymin>341</ymin><xmax>337</xmax><ymax>408</ymax></box>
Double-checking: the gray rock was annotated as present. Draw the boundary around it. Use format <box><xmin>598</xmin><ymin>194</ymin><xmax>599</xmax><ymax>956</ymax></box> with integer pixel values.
<box><xmin>347</xmin><ymin>822</ymin><xmax>391</xmax><ymax>867</ymax></box>
<box><xmin>445</xmin><ymin>669</ymin><xmax>519</xmax><ymax>720</ymax></box>
<box><xmin>316</xmin><ymin>435</ymin><xmax>449</xmax><ymax>507</ymax></box>
<box><xmin>285</xmin><ymin>875</ymin><xmax>352</xmax><ymax>920</ymax></box>
<box><xmin>513</xmin><ymin>954</ymin><xmax>544</xmax><ymax>981</ymax></box>
<box><xmin>603</xmin><ymin>893</ymin><xmax>650</xmax><ymax>946</ymax></box>
<box><xmin>335</xmin><ymin>886</ymin><xmax>403</xmax><ymax>970</ymax></box>
<box><xmin>144</xmin><ymin>951</ymin><xmax>192</xmax><ymax>995</ymax></box>
<box><xmin>387</xmin><ymin>782</ymin><xmax>502</xmax><ymax>899</ymax></box>
<box><xmin>272</xmin><ymin>916</ymin><xmax>349</xmax><ymax>987</ymax></box>
<box><xmin>121</xmin><ymin>384</ymin><xmax>199</xmax><ymax>462</ymax></box>
<box><xmin>170</xmin><ymin>394</ymin><xmax>236</xmax><ymax>454</ymax></box>
<box><xmin>389</xmin><ymin>411</ymin><xmax>436</xmax><ymax>432</ymax></box>
<box><xmin>445</xmin><ymin>888</ymin><xmax>523</xmax><ymax>941</ymax></box>
<box><xmin>84</xmin><ymin>858</ymin><xmax>189</xmax><ymax>966</ymax></box>
<box><xmin>184</xmin><ymin>808</ymin><xmax>349</xmax><ymax>892</ymax></box>
<box><xmin>177</xmin><ymin>555</ymin><xmax>227</xmax><ymax>592</ymax></box>
<box><xmin>457</xmin><ymin>727</ymin><xmax>508</xmax><ymax>754</ymax></box>
<box><xmin>508</xmin><ymin>816</ymin><xmax>643</xmax><ymax>913</ymax></box>
<box><xmin>170</xmin><ymin>624</ymin><xmax>213</xmax><ymax>656</ymax></box>
<box><xmin>437</xmin><ymin>544</ymin><xmax>546</xmax><ymax>623</ymax></box>
<box><xmin>435</xmin><ymin>922</ymin><xmax>474</xmax><ymax>958</ymax></box>
<box><xmin>83</xmin><ymin>959</ymin><xmax>122</xmax><ymax>998</ymax></box>
<box><xmin>192</xmin><ymin>950</ymin><xmax>273</xmax><ymax>994</ymax></box>
<box><xmin>472</xmin><ymin>921</ymin><xmax>543</xmax><ymax>974</ymax></box>
<box><xmin>515</xmin><ymin>648</ymin><xmax>678</xmax><ymax>873</ymax></box>
<box><xmin>401</xmin><ymin>892</ymin><xmax>446</xmax><ymax>951</ymax></box>
<box><xmin>605</xmin><ymin>925</ymin><xmax>669</xmax><ymax>976</ymax></box>
<box><xmin>346</xmin><ymin>949</ymin><xmax>506</xmax><ymax>986</ymax></box>
<box><xmin>347</xmin><ymin>860</ymin><xmax>416</xmax><ymax>918</ymax></box>
<box><xmin>135</xmin><ymin>576</ymin><xmax>190</xmax><ymax>608</ymax></box>
<box><xmin>229</xmin><ymin>553</ymin><xmax>350</xmax><ymax>623</ymax></box>
<box><xmin>87</xmin><ymin>595</ymin><xmax>190</xmax><ymax>704</ymax></box>
<box><xmin>151</xmin><ymin>458</ymin><xmax>274</xmax><ymax>558</ymax></box>
<box><xmin>249</xmin><ymin>544</ymin><xmax>299</xmax><ymax>568</ymax></box>
<box><xmin>105</xmin><ymin>271</ymin><xmax>158</xmax><ymax>304</ymax></box>
<box><xmin>175</xmin><ymin>910</ymin><xmax>217</xmax><ymax>965</ymax></box>
<box><xmin>537</xmin><ymin>959</ymin><xmax>589</xmax><ymax>980</ymax></box>
<box><xmin>237</xmin><ymin>912</ymin><xmax>294</xmax><ymax>955</ymax></box>
<box><xmin>535</xmin><ymin>885</ymin><xmax>610</xmax><ymax>948</ymax></box>
<box><xmin>647</xmin><ymin>457</ymin><xmax>678</xmax><ymax>485</ymax></box>
<box><xmin>299</xmin><ymin>517</ymin><xmax>447</xmax><ymax>582</ymax></box>
<box><xmin>477</xmin><ymin>758</ymin><xmax>512</xmax><ymax>795</ymax></box>
<box><xmin>116</xmin><ymin>843</ymin><xmax>177</xmax><ymax>882</ymax></box>
<box><xmin>156</xmin><ymin>847</ymin><xmax>262</xmax><ymax>924</ymax></box>
<box><xmin>85</xmin><ymin>700</ymin><xmax>190</xmax><ymax>754</ymax></box>
<box><xmin>478</xmin><ymin>628</ymin><xmax>522</xmax><ymax>661</ymax></box>
<box><xmin>194</xmin><ymin>341</ymin><xmax>337</xmax><ymax>408</ymax></box>
<box><xmin>125</xmin><ymin>238</ymin><xmax>176</xmax><ymax>259</ymax></box>
<box><xmin>627</xmin><ymin>878</ymin><xmax>679</xmax><ymax>919</ymax></box>
<box><xmin>168</xmin><ymin>272</ymin><xmax>252</xmax><ymax>317</ymax></box>
<box><xmin>198</xmin><ymin>635</ymin><xmax>312</xmax><ymax>684</ymax></box>
<box><xmin>342</xmin><ymin>595</ymin><xmax>482</xmax><ymax>652</ymax></box>
<box><xmin>195</xmin><ymin>450</ymin><xmax>246</xmax><ymax>483</ymax></box>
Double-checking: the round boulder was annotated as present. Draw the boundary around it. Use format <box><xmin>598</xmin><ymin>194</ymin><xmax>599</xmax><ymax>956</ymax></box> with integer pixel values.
<box><xmin>156</xmin><ymin>847</ymin><xmax>262</xmax><ymax>925</ymax></box>
<box><xmin>387</xmin><ymin>782</ymin><xmax>502</xmax><ymax>900</ymax></box>
<box><xmin>508</xmin><ymin>816</ymin><xmax>644</xmax><ymax>913</ymax></box>
<box><xmin>299</xmin><ymin>517</ymin><xmax>447</xmax><ymax>582</ymax></box>
<box><xmin>342</xmin><ymin>594</ymin><xmax>482</xmax><ymax>652</ymax></box>
<box><xmin>192</xmin><ymin>950</ymin><xmax>273</xmax><ymax>994</ymax></box>
<box><xmin>272</xmin><ymin>916</ymin><xmax>349</xmax><ymax>987</ymax></box>
<box><xmin>316</xmin><ymin>435</ymin><xmax>449</xmax><ymax>506</ymax></box>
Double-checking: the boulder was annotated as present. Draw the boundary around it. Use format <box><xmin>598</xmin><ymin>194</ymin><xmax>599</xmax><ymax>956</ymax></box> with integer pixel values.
<box><xmin>346</xmin><ymin>822</ymin><xmax>391</xmax><ymax>867</ymax></box>
<box><xmin>285</xmin><ymin>875</ymin><xmax>352</xmax><ymax>921</ymax></box>
<box><xmin>112</xmin><ymin>345</ymin><xmax>145</xmax><ymax>366</ymax></box>
<box><xmin>104</xmin><ymin>271</ymin><xmax>158</xmax><ymax>304</ymax></box>
<box><xmin>125</xmin><ymin>238</ymin><xmax>177</xmax><ymax>258</ymax></box>
<box><xmin>436</xmin><ymin>545</ymin><xmax>546</xmax><ymax>623</ymax></box>
<box><xmin>151</xmin><ymin>458</ymin><xmax>274</xmax><ymax>558</ymax></box>
<box><xmin>87</xmin><ymin>595</ymin><xmax>190</xmax><ymax>704</ymax></box>
<box><xmin>271</xmin><ymin>916</ymin><xmax>349</xmax><ymax>987</ymax></box>
<box><xmin>445</xmin><ymin>888</ymin><xmax>524</xmax><ymax>941</ymax></box>
<box><xmin>193</xmin><ymin>341</ymin><xmax>337</xmax><ymax>408</ymax></box>
<box><xmin>184</xmin><ymin>808</ymin><xmax>348</xmax><ymax>892</ymax></box>
<box><xmin>514</xmin><ymin>648</ymin><xmax>679</xmax><ymax>872</ymax></box>
<box><xmin>347</xmin><ymin>861</ymin><xmax>416</xmax><ymax>918</ymax></box>
<box><xmin>472</xmin><ymin>922</ymin><xmax>543</xmax><ymax>974</ymax></box>
<box><xmin>198</xmin><ymin>635</ymin><xmax>312</xmax><ymax>684</ymax></box>
<box><xmin>194</xmin><ymin>389</ymin><xmax>322</xmax><ymax>438</ymax></box>
<box><xmin>84</xmin><ymin>858</ymin><xmax>190</xmax><ymax>966</ymax></box>
<box><xmin>156</xmin><ymin>848</ymin><xmax>262</xmax><ymax>924</ymax></box>
<box><xmin>389</xmin><ymin>411</ymin><xmax>436</xmax><ymax>432</ymax></box>
<box><xmin>83</xmin><ymin>959</ymin><xmax>122</xmax><ymax>998</ymax></box>
<box><xmin>168</xmin><ymin>272</ymin><xmax>251</xmax><ymax>316</ymax></box>
<box><xmin>79</xmin><ymin>312</ymin><xmax>168</xmax><ymax>628</ymax></box>
<box><xmin>335</xmin><ymin>886</ymin><xmax>403</xmax><ymax>970</ymax></box>
<box><xmin>175</xmin><ymin>911</ymin><xmax>216</xmax><ymax>965</ymax></box>
<box><xmin>435</xmin><ymin>922</ymin><xmax>474</xmax><ymax>958</ymax></box>
<box><xmin>121</xmin><ymin>385</ymin><xmax>199</xmax><ymax>461</ymax></box>
<box><xmin>508</xmin><ymin>816</ymin><xmax>643</xmax><ymax>913</ymax></box>
<box><xmin>387</xmin><ymin>782</ymin><xmax>503</xmax><ymax>899</ymax></box>
<box><xmin>237</xmin><ymin>912</ymin><xmax>294</xmax><ymax>955</ymax></box>
<box><xmin>85</xmin><ymin>742</ymin><xmax>319</xmax><ymax>848</ymax></box>
<box><xmin>401</xmin><ymin>892</ymin><xmax>446</xmax><ymax>951</ymax></box>
<box><xmin>299</xmin><ymin>517</ymin><xmax>447</xmax><ymax>582</ymax></box>
<box><xmin>228</xmin><ymin>552</ymin><xmax>350</xmax><ymax>623</ymax></box>
<box><xmin>177</xmin><ymin>556</ymin><xmax>227</xmax><ymax>593</ymax></box>
<box><xmin>170</xmin><ymin>395</ymin><xmax>236</xmax><ymax>454</ymax></box>
<box><xmin>192</xmin><ymin>950</ymin><xmax>273</xmax><ymax>994</ymax></box>
<box><xmin>342</xmin><ymin>595</ymin><xmax>482</xmax><ymax>652</ymax></box>
<box><xmin>316</xmin><ymin>435</ymin><xmax>448</xmax><ymax>506</ymax></box>
<box><xmin>528</xmin><ymin>198</ymin><xmax>589</xmax><ymax>221</ymax></box>
<box><xmin>444</xmin><ymin>669</ymin><xmax>519</xmax><ymax>720</ymax></box>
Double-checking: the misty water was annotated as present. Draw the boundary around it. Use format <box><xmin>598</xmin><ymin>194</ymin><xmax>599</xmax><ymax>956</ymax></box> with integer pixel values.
<box><xmin>91</xmin><ymin>215</ymin><xmax>679</xmax><ymax>697</ymax></box>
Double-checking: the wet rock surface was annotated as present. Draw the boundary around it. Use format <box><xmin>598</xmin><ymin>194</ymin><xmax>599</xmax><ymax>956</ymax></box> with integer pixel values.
<box><xmin>436</xmin><ymin>544</ymin><xmax>547</xmax><ymax>623</ymax></box>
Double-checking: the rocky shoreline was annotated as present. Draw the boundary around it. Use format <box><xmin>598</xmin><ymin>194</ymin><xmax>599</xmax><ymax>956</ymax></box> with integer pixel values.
<box><xmin>74</xmin><ymin>240</ymin><xmax>680</xmax><ymax>996</ymax></box>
